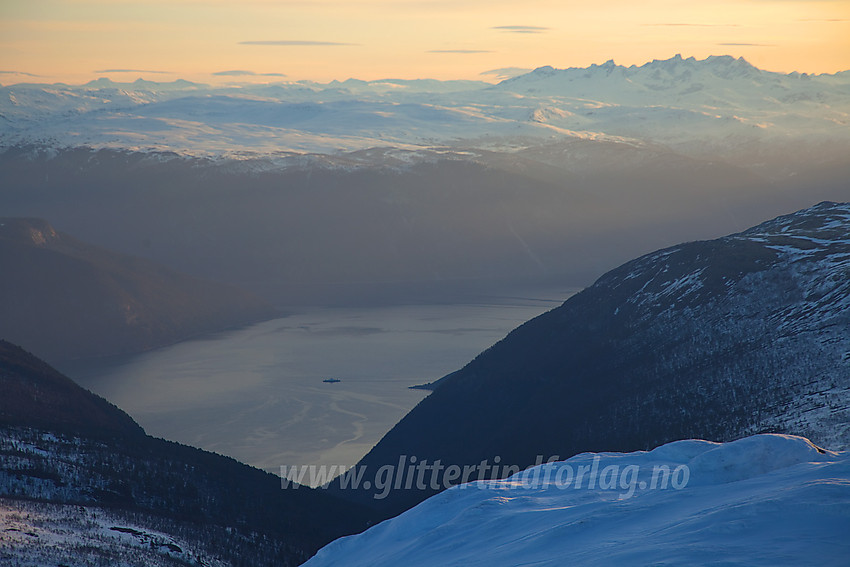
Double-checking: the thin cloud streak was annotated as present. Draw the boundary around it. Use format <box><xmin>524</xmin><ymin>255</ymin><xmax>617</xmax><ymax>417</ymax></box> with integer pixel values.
<box><xmin>239</xmin><ymin>40</ymin><xmax>358</xmax><ymax>46</ymax></box>
<box><xmin>0</xmin><ymin>70</ymin><xmax>41</xmax><ymax>77</ymax></box>
<box><xmin>491</xmin><ymin>25</ymin><xmax>549</xmax><ymax>34</ymax></box>
<box><xmin>718</xmin><ymin>42</ymin><xmax>775</xmax><ymax>46</ymax></box>
<box><xmin>428</xmin><ymin>49</ymin><xmax>493</xmax><ymax>54</ymax></box>
<box><xmin>213</xmin><ymin>70</ymin><xmax>287</xmax><ymax>77</ymax></box>
<box><xmin>644</xmin><ymin>23</ymin><xmax>740</xmax><ymax>27</ymax></box>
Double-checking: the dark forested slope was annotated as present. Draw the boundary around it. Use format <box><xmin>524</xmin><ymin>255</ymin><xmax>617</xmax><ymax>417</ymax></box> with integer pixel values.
<box><xmin>0</xmin><ymin>340</ymin><xmax>374</xmax><ymax>565</ymax></box>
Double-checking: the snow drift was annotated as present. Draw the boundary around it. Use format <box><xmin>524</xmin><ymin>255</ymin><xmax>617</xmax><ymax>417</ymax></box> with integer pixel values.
<box><xmin>306</xmin><ymin>434</ymin><xmax>849</xmax><ymax>566</ymax></box>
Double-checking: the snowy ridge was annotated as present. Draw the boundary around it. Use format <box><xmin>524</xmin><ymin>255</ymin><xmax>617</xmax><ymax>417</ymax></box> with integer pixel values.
<box><xmin>593</xmin><ymin>202</ymin><xmax>850</xmax><ymax>450</ymax></box>
<box><xmin>305</xmin><ymin>434</ymin><xmax>849</xmax><ymax>567</ymax></box>
<box><xmin>740</xmin><ymin>202</ymin><xmax>850</xmax><ymax>333</ymax></box>
<box><xmin>2</xmin><ymin>55</ymin><xmax>848</xmax><ymax>158</ymax></box>
<box><xmin>623</xmin><ymin>203</ymin><xmax>850</xmax><ymax>312</ymax></box>
<box><xmin>627</xmin><ymin>202</ymin><xmax>850</xmax><ymax>328</ymax></box>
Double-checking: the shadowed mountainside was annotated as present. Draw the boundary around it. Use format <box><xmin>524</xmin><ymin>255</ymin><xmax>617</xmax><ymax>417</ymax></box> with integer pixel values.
<box><xmin>0</xmin><ymin>340</ymin><xmax>144</xmax><ymax>439</ymax></box>
<box><xmin>0</xmin><ymin>217</ymin><xmax>276</xmax><ymax>363</ymax></box>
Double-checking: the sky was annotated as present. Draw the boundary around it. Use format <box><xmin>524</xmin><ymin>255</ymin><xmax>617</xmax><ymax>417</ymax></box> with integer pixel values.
<box><xmin>1</xmin><ymin>0</ymin><xmax>849</xmax><ymax>85</ymax></box>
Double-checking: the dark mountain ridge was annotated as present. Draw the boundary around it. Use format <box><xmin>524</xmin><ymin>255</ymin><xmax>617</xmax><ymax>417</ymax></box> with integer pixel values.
<box><xmin>0</xmin><ymin>340</ymin><xmax>374</xmax><ymax>565</ymax></box>
<box><xmin>343</xmin><ymin>201</ymin><xmax>850</xmax><ymax>515</ymax></box>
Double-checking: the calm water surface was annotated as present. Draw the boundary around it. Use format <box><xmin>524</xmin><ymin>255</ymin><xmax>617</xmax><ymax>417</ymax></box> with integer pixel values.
<box><xmin>68</xmin><ymin>288</ymin><xmax>574</xmax><ymax>473</ymax></box>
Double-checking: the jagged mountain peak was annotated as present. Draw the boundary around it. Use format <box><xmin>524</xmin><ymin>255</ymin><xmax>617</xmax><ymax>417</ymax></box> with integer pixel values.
<box><xmin>642</xmin><ymin>53</ymin><xmax>759</xmax><ymax>77</ymax></box>
<box><xmin>498</xmin><ymin>54</ymin><xmax>769</xmax><ymax>92</ymax></box>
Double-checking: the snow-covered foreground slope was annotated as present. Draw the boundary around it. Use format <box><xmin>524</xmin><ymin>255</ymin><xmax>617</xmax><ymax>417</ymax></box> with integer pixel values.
<box><xmin>307</xmin><ymin>435</ymin><xmax>849</xmax><ymax>567</ymax></box>
<box><xmin>2</xmin><ymin>55</ymin><xmax>848</xmax><ymax>160</ymax></box>
<box><xmin>0</xmin><ymin>499</ymin><xmax>228</xmax><ymax>567</ymax></box>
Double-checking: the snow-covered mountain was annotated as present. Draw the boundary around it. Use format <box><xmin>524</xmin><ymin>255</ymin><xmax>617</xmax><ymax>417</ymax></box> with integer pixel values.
<box><xmin>497</xmin><ymin>55</ymin><xmax>850</xmax><ymax>157</ymax></box>
<box><xmin>2</xmin><ymin>55</ymin><xmax>848</xmax><ymax>160</ymax></box>
<box><xmin>307</xmin><ymin>434</ymin><xmax>850</xmax><ymax>567</ymax></box>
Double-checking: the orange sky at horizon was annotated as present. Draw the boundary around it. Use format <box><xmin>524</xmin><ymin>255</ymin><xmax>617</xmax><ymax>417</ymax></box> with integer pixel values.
<box><xmin>1</xmin><ymin>0</ymin><xmax>849</xmax><ymax>85</ymax></box>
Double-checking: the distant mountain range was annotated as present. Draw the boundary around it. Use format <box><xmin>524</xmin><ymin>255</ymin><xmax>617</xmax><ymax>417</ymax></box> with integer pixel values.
<box><xmin>2</xmin><ymin>55</ymin><xmax>848</xmax><ymax>306</ymax></box>
<box><xmin>0</xmin><ymin>217</ymin><xmax>275</xmax><ymax>362</ymax></box>
<box><xmin>1</xmin><ymin>55</ymin><xmax>848</xmax><ymax>162</ymax></box>
<box><xmin>0</xmin><ymin>340</ymin><xmax>373</xmax><ymax>565</ymax></box>
<box><xmin>344</xmin><ymin>201</ymin><xmax>850</xmax><ymax>515</ymax></box>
